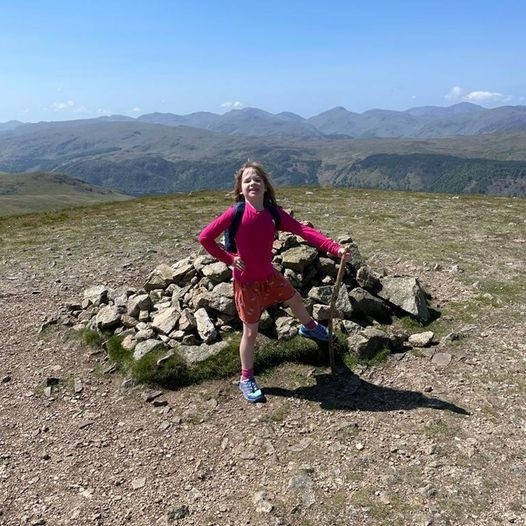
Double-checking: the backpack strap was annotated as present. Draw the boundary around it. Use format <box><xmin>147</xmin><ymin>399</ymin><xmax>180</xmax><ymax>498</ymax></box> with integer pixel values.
<box><xmin>224</xmin><ymin>201</ymin><xmax>281</xmax><ymax>254</ymax></box>
<box><xmin>267</xmin><ymin>204</ymin><xmax>281</xmax><ymax>230</ymax></box>
<box><xmin>224</xmin><ymin>201</ymin><xmax>245</xmax><ymax>253</ymax></box>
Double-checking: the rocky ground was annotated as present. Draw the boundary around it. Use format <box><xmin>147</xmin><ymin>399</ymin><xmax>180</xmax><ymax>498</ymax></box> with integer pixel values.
<box><xmin>1</xmin><ymin>188</ymin><xmax>525</xmax><ymax>525</ymax></box>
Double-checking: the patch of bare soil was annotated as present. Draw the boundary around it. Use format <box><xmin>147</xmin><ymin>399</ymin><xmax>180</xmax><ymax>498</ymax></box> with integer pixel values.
<box><xmin>1</xmin><ymin>191</ymin><xmax>525</xmax><ymax>526</ymax></box>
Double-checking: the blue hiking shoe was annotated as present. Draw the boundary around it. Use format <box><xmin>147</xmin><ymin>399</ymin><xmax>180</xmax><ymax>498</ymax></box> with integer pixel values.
<box><xmin>239</xmin><ymin>376</ymin><xmax>266</xmax><ymax>403</ymax></box>
<box><xmin>299</xmin><ymin>323</ymin><xmax>329</xmax><ymax>342</ymax></box>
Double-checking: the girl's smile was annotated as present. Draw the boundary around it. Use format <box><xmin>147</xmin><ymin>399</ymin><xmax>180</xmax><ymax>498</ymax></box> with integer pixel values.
<box><xmin>241</xmin><ymin>168</ymin><xmax>266</xmax><ymax>206</ymax></box>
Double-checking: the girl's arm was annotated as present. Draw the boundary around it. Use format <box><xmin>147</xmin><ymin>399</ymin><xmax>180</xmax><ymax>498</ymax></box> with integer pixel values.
<box><xmin>278</xmin><ymin>208</ymin><xmax>342</xmax><ymax>257</ymax></box>
<box><xmin>198</xmin><ymin>207</ymin><xmax>236</xmax><ymax>266</ymax></box>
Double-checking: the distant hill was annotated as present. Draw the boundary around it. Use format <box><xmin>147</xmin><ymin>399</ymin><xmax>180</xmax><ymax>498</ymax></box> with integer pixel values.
<box><xmin>0</xmin><ymin>118</ymin><xmax>525</xmax><ymax>197</ymax></box>
<box><xmin>3</xmin><ymin>103</ymin><xmax>526</xmax><ymax>139</ymax></box>
<box><xmin>0</xmin><ymin>172</ymin><xmax>133</xmax><ymax>217</ymax></box>
<box><xmin>139</xmin><ymin>107</ymin><xmax>323</xmax><ymax>138</ymax></box>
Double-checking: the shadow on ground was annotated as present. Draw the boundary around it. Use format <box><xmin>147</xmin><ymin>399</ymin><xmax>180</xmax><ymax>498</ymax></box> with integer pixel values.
<box><xmin>264</xmin><ymin>366</ymin><xmax>470</xmax><ymax>415</ymax></box>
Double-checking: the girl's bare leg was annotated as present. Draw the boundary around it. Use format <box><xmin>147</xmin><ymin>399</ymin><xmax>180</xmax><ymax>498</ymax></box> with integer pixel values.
<box><xmin>284</xmin><ymin>291</ymin><xmax>311</xmax><ymax>325</ymax></box>
<box><xmin>240</xmin><ymin>321</ymin><xmax>260</xmax><ymax>371</ymax></box>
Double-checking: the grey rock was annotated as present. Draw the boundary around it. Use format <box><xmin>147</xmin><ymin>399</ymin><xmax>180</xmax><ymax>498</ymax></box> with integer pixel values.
<box><xmin>201</xmin><ymin>261</ymin><xmax>231</xmax><ymax>283</ymax></box>
<box><xmin>275</xmin><ymin>316</ymin><xmax>298</xmax><ymax>339</ymax></box>
<box><xmin>349</xmin><ymin>287</ymin><xmax>391</xmax><ymax>323</ymax></box>
<box><xmin>308</xmin><ymin>285</ymin><xmax>333</xmax><ymax>305</ymax></box>
<box><xmin>377</xmin><ymin>276</ymin><xmax>430</xmax><ymax>322</ymax></box>
<box><xmin>194</xmin><ymin>308</ymin><xmax>217</xmax><ymax>343</ymax></box>
<box><xmin>177</xmin><ymin>341</ymin><xmax>229</xmax><ymax>365</ymax></box>
<box><xmin>178</xmin><ymin>309</ymin><xmax>197</xmax><ymax>331</ymax></box>
<box><xmin>287</xmin><ymin>473</ymin><xmax>315</xmax><ymax>508</ymax></box>
<box><xmin>281</xmin><ymin>245</ymin><xmax>318</xmax><ymax>273</ymax></box>
<box><xmin>83</xmin><ymin>285</ymin><xmax>108</xmax><ymax>306</ymax></box>
<box><xmin>166</xmin><ymin>505</ymin><xmax>189</xmax><ymax>521</ymax></box>
<box><xmin>356</xmin><ymin>265</ymin><xmax>381</xmax><ymax>291</ymax></box>
<box><xmin>152</xmin><ymin>307</ymin><xmax>181</xmax><ymax>335</ymax></box>
<box><xmin>409</xmin><ymin>331</ymin><xmax>434</xmax><ymax>347</ymax></box>
<box><xmin>347</xmin><ymin>327</ymin><xmax>391</xmax><ymax>360</ymax></box>
<box><xmin>209</xmin><ymin>282</ymin><xmax>236</xmax><ymax>315</ymax></box>
<box><xmin>312</xmin><ymin>304</ymin><xmax>330</xmax><ymax>321</ymax></box>
<box><xmin>127</xmin><ymin>294</ymin><xmax>151</xmax><ymax>318</ymax></box>
<box><xmin>95</xmin><ymin>305</ymin><xmax>121</xmax><ymax>329</ymax></box>
<box><xmin>253</xmin><ymin>491</ymin><xmax>273</xmax><ymax>513</ymax></box>
<box><xmin>135</xmin><ymin>328</ymin><xmax>155</xmax><ymax>341</ymax></box>
<box><xmin>317</xmin><ymin>257</ymin><xmax>338</xmax><ymax>278</ymax></box>
<box><xmin>133</xmin><ymin>339</ymin><xmax>163</xmax><ymax>360</ymax></box>
<box><xmin>431</xmin><ymin>352</ymin><xmax>452</xmax><ymax>367</ymax></box>
<box><xmin>144</xmin><ymin>263</ymin><xmax>175</xmax><ymax>291</ymax></box>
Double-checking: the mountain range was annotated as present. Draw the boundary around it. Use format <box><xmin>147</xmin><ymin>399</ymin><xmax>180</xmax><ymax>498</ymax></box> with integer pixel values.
<box><xmin>3</xmin><ymin>102</ymin><xmax>526</xmax><ymax>139</ymax></box>
<box><xmin>1</xmin><ymin>103</ymin><xmax>526</xmax><ymax>198</ymax></box>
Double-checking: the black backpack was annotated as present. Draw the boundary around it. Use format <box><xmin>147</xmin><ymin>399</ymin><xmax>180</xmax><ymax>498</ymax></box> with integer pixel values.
<box><xmin>224</xmin><ymin>201</ymin><xmax>281</xmax><ymax>253</ymax></box>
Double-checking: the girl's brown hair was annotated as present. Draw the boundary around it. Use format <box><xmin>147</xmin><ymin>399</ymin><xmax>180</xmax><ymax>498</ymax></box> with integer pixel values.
<box><xmin>233</xmin><ymin>161</ymin><xmax>278</xmax><ymax>207</ymax></box>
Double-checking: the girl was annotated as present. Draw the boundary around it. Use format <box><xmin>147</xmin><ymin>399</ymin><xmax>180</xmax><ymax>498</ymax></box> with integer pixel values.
<box><xmin>199</xmin><ymin>161</ymin><xmax>350</xmax><ymax>403</ymax></box>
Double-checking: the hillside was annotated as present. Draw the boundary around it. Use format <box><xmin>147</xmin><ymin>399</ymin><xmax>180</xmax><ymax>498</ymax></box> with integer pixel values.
<box><xmin>0</xmin><ymin>172</ymin><xmax>133</xmax><ymax>217</ymax></box>
<box><xmin>0</xmin><ymin>120</ymin><xmax>526</xmax><ymax>197</ymax></box>
<box><xmin>1</xmin><ymin>188</ymin><xmax>524</xmax><ymax>525</ymax></box>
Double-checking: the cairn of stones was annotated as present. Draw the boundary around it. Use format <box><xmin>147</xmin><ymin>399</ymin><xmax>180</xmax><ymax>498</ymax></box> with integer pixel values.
<box><xmin>64</xmin><ymin>230</ymin><xmax>433</xmax><ymax>366</ymax></box>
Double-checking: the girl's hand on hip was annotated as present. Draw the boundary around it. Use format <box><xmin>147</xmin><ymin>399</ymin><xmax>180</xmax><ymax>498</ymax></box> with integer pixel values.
<box><xmin>233</xmin><ymin>256</ymin><xmax>245</xmax><ymax>270</ymax></box>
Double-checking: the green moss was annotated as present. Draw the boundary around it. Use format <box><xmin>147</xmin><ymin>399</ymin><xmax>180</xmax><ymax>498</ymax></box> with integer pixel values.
<box><xmin>72</xmin><ymin>328</ymin><xmax>104</xmax><ymax>348</ymax></box>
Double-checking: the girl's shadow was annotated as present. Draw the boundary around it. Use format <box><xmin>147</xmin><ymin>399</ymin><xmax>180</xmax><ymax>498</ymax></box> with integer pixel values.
<box><xmin>264</xmin><ymin>366</ymin><xmax>469</xmax><ymax>415</ymax></box>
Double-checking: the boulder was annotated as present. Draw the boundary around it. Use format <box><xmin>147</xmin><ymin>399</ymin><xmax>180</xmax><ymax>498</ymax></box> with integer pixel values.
<box><xmin>133</xmin><ymin>339</ymin><xmax>163</xmax><ymax>360</ymax></box>
<box><xmin>95</xmin><ymin>305</ymin><xmax>120</xmax><ymax>329</ymax></box>
<box><xmin>201</xmin><ymin>262</ymin><xmax>231</xmax><ymax>283</ymax></box>
<box><xmin>144</xmin><ymin>263</ymin><xmax>175</xmax><ymax>291</ymax></box>
<box><xmin>151</xmin><ymin>307</ymin><xmax>181</xmax><ymax>335</ymax></box>
<box><xmin>177</xmin><ymin>341</ymin><xmax>230</xmax><ymax>365</ymax></box>
<box><xmin>83</xmin><ymin>285</ymin><xmax>108</xmax><ymax>306</ymax></box>
<box><xmin>377</xmin><ymin>276</ymin><xmax>430</xmax><ymax>322</ymax></box>
<box><xmin>194</xmin><ymin>308</ymin><xmax>217</xmax><ymax>343</ymax></box>
<box><xmin>408</xmin><ymin>331</ymin><xmax>434</xmax><ymax>347</ymax></box>
<box><xmin>127</xmin><ymin>294</ymin><xmax>151</xmax><ymax>318</ymax></box>
<box><xmin>281</xmin><ymin>245</ymin><xmax>318</xmax><ymax>273</ymax></box>
<box><xmin>347</xmin><ymin>327</ymin><xmax>391</xmax><ymax>360</ymax></box>
<box><xmin>349</xmin><ymin>287</ymin><xmax>391</xmax><ymax>323</ymax></box>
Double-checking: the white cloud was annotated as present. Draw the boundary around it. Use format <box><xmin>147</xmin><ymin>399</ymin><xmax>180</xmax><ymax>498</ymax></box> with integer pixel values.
<box><xmin>130</xmin><ymin>107</ymin><xmax>141</xmax><ymax>113</ymax></box>
<box><xmin>444</xmin><ymin>86</ymin><xmax>464</xmax><ymax>101</ymax></box>
<box><xmin>221</xmin><ymin>101</ymin><xmax>244</xmax><ymax>110</ymax></box>
<box><xmin>96</xmin><ymin>108</ymin><xmax>112</xmax><ymax>115</ymax></box>
<box><xmin>444</xmin><ymin>86</ymin><xmax>512</xmax><ymax>104</ymax></box>
<box><xmin>464</xmin><ymin>90</ymin><xmax>510</xmax><ymax>103</ymax></box>
<box><xmin>52</xmin><ymin>100</ymin><xmax>75</xmax><ymax>111</ymax></box>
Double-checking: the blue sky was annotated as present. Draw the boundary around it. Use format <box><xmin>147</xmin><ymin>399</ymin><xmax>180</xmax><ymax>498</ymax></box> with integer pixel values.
<box><xmin>1</xmin><ymin>0</ymin><xmax>525</xmax><ymax>122</ymax></box>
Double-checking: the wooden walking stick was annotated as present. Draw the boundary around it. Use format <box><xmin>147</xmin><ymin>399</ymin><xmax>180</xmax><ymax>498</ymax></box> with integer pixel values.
<box><xmin>328</xmin><ymin>249</ymin><xmax>348</xmax><ymax>375</ymax></box>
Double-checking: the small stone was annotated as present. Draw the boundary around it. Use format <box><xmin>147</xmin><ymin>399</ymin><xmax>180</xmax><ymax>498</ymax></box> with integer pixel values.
<box><xmin>408</xmin><ymin>331</ymin><xmax>434</xmax><ymax>347</ymax></box>
<box><xmin>78</xmin><ymin>420</ymin><xmax>95</xmax><ymax>429</ymax></box>
<box><xmin>355</xmin><ymin>442</ymin><xmax>364</xmax><ymax>451</ymax></box>
<box><xmin>253</xmin><ymin>491</ymin><xmax>273</xmax><ymax>513</ymax></box>
<box><xmin>166</xmin><ymin>505</ymin><xmax>189</xmax><ymax>521</ymax></box>
<box><xmin>121</xmin><ymin>378</ymin><xmax>135</xmax><ymax>389</ymax></box>
<box><xmin>1</xmin><ymin>375</ymin><xmax>11</xmax><ymax>383</ymax></box>
<box><xmin>74</xmin><ymin>378</ymin><xmax>83</xmax><ymax>394</ymax></box>
<box><xmin>143</xmin><ymin>390</ymin><xmax>163</xmax><ymax>403</ymax></box>
<box><xmin>131</xmin><ymin>477</ymin><xmax>146</xmax><ymax>490</ymax></box>
<box><xmin>431</xmin><ymin>352</ymin><xmax>452</xmax><ymax>367</ymax></box>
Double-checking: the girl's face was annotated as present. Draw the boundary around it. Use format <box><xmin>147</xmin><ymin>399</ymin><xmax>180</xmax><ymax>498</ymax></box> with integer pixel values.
<box><xmin>241</xmin><ymin>167</ymin><xmax>266</xmax><ymax>203</ymax></box>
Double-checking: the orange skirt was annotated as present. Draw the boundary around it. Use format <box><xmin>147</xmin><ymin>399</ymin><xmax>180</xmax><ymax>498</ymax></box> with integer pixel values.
<box><xmin>234</xmin><ymin>271</ymin><xmax>296</xmax><ymax>324</ymax></box>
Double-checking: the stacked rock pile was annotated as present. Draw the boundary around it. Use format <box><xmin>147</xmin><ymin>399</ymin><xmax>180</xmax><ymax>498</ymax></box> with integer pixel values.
<box><xmin>62</xmin><ymin>231</ymin><xmax>433</xmax><ymax>364</ymax></box>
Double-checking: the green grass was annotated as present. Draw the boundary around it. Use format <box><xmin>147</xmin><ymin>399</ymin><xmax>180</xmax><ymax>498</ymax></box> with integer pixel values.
<box><xmin>100</xmin><ymin>331</ymin><xmax>341</xmax><ymax>389</ymax></box>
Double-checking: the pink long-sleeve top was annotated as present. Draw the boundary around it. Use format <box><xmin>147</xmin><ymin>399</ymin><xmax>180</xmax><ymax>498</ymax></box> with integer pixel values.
<box><xmin>198</xmin><ymin>201</ymin><xmax>342</xmax><ymax>284</ymax></box>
